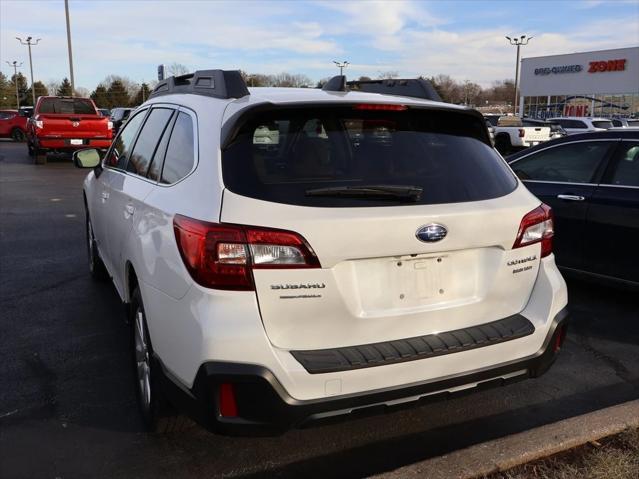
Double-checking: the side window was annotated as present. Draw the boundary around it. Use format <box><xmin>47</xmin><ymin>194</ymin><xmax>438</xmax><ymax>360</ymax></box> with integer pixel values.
<box><xmin>608</xmin><ymin>142</ymin><xmax>639</xmax><ymax>187</ymax></box>
<box><xmin>161</xmin><ymin>112</ymin><xmax>195</xmax><ymax>184</ymax></box>
<box><xmin>573</xmin><ymin>120</ymin><xmax>587</xmax><ymax>129</ymax></box>
<box><xmin>512</xmin><ymin>142</ymin><xmax>612</xmax><ymax>183</ymax></box>
<box><xmin>612</xmin><ymin>119</ymin><xmax>622</xmax><ymax>127</ymax></box>
<box><xmin>104</xmin><ymin>110</ymin><xmax>146</xmax><ymax>169</ymax></box>
<box><xmin>147</xmin><ymin>113</ymin><xmax>177</xmax><ymax>182</ymax></box>
<box><xmin>126</xmin><ymin>108</ymin><xmax>174</xmax><ymax>177</ymax></box>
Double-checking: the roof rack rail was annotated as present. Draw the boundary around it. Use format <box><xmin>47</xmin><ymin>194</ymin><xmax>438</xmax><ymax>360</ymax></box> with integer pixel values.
<box><xmin>149</xmin><ymin>70</ymin><xmax>250</xmax><ymax>100</ymax></box>
<box><xmin>347</xmin><ymin>78</ymin><xmax>442</xmax><ymax>102</ymax></box>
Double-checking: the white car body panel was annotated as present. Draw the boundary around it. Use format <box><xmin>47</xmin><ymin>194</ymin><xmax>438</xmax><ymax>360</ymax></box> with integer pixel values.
<box><xmin>83</xmin><ymin>84</ymin><xmax>568</xmax><ymax>409</ymax></box>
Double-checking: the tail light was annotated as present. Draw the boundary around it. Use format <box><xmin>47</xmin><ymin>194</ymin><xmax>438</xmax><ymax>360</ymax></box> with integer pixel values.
<box><xmin>518</xmin><ymin>128</ymin><xmax>525</xmax><ymax>138</ymax></box>
<box><xmin>107</xmin><ymin>121</ymin><xmax>113</xmax><ymax>130</ymax></box>
<box><xmin>353</xmin><ymin>104</ymin><xmax>408</xmax><ymax>111</ymax></box>
<box><xmin>173</xmin><ymin>215</ymin><xmax>320</xmax><ymax>290</ymax></box>
<box><xmin>513</xmin><ymin>204</ymin><xmax>554</xmax><ymax>258</ymax></box>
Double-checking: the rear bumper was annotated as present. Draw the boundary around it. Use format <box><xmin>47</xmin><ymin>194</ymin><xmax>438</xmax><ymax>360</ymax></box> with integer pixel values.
<box><xmin>158</xmin><ymin>307</ymin><xmax>568</xmax><ymax>436</ymax></box>
<box><xmin>35</xmin><ymin>137</ymin><xmax>112</xmax><ymax>150</ymax></box>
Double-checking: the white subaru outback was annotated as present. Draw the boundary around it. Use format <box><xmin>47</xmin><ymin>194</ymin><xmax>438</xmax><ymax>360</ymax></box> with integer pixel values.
<box><xmin>75</xmin><ymin>71</ymin><xmax>568</xmax><ymax>434</ymax></box>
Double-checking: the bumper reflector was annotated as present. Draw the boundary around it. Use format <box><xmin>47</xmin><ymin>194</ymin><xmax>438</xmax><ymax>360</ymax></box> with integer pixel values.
<box><xmin>219</xmin><ymin>383</ymin><xmax>238</xmax><ymax>417</ymax></box>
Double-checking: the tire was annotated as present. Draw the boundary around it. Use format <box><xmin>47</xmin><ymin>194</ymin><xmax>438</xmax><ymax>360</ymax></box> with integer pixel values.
<box><xmin>11</xmin><ymin>128</ymin><xmax>26</xmax><ymax>142</ymax></box>
<box><xmin>27</xmin><ymin>141</ymin><xmax>35</xmax><ymax>157</ymax></box>
<box><xmin>131</xmin><ymin>287</ymin><xmax>188</xmax><ymax>433</ymax></box>
<box><xmin>86</xmin><ymin>212</ymin><xmax>108</xmax><ymax>280</ymax></box>
<box><xmin>495</xmin><ymin>135</ymin><xmax>513</xmax><ymax>156</ymax></box>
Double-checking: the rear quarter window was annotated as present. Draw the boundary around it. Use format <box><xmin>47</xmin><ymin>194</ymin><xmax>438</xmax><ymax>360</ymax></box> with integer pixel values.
<box><xmin>222</xmin><ymin>106</ymin><xmax>517</xmax><ymax>207</ymax></box>
<box><xmin>160</xmin><ymin>112</ymin><xmax>195</xmax><ymax>184</ymax></box>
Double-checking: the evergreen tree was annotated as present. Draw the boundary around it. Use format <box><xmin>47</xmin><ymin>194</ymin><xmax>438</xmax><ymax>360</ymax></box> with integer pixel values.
<box><xmin>130</xmin><ymin>83</ymin><xmax>151</xmax><ymax>106</ymax></box>
<box><xmin>90</xmin><ymin>85</ymin><xmax>109</xmax><ymax>108</ymax></box>
<box><xmin>26</xmin><ymin>81</ymin><xmax>49</xmax><ymax>105</ymax></box>
<box><xmin>56</xmin><ymin>77</ymin><xmax>73</xmax><ymax>96</ymax></box>
<box><xmin>10</xmin><ymin>73</ymin><xmax>30</xmax><ymax>105</ymax></box>
<box><xmin>0</xmin><ymin>72</ymin><xmax>14</xmax><ymax>108</ymax></box>
<box><xmin>106</xmin><ymin>80</ymin><xmax>130</xmax><ymax>107</ymax></box>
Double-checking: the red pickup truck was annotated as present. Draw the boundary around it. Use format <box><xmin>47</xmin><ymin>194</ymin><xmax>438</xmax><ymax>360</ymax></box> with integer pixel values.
<box><xmin>27</xmin><ymin>96</ymin><xmax>113</xmax><ymax>164</ymax></box>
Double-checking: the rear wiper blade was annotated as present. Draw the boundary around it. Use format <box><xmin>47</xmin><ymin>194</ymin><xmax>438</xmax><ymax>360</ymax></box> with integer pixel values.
<box><xmin>305</xmin><ymin>184</ymin><xmax>422</xmax><ymax>202</ymax></box>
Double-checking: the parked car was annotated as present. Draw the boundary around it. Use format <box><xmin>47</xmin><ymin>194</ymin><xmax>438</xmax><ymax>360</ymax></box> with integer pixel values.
<box><xmin>484</xmin><ymin>113</ymin><xmax>501</xmax><ymax>127</ymax></box>
<box><xmin>547</xmin><ymin>117</ymin><xmax>613</xmax><ymax>135</ymax></box>
<box><xmin>611</xmin><ymin>118</ymin><xmax>639</xmax><ymax>128</ymax></box>
<box><xmin>75</xmin><ymin>70</ymin><xmax>568</xmax><ymax>434</ymax></box>
<box><xmin>485</xmin><ymin>119</ymin><xmax>496</xmax><ymax>146</ymax></box>
<box><xmin>0</xmin><ymin>109</ymin><xmax>28</xmax><ymax>142</ymax></box>
<box><xmin>110</xmin><ymin>107</ymin><xmax>134</xmax><ymax>133</ymax></box>
<box><xmin>491</xmin><ymin>115</ymin><xmax>552</xmax><ymax>154</ymax></box>
<box><xmin>521</xmin><ymin>119</ymin><xmax>567</xmax><ymax>140</ymax></box>
<box><xmin>507</xmin><ymin>130</ymin><xmax>639</xmax><ymax>287</ymax></box>
<box><xmin>98</xmin><ymin>108</ymin><xmax>111</xmax><ymax>117</ymax></box>
<box><xmin>26</xmin><ymin>96</ymin><xmax>113</xmax><ymax>165</ymax></box>
<box><xmin>18</xmin><ymin>106</ymin><xmax>33</xmax><ymax>118</ymax></box>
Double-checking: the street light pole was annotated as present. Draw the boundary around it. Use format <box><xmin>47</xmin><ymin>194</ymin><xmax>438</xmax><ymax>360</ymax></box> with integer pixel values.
<box><xmin>505</xmin><ymin>35</ymin><xmax>532</xmax><ymax>117</ymax></box>
<box><xmin>5</xmin><ymin>60</ymin><xmax>23</xmax><ymax>109</ymax></box>
<box><xmin>16</xmin><ymin>36</ymin><xmax>41</xmax><ymax>107</ymax></box>
<box><xmin>333</xmin><ymin>60</ymin><xmax>349</xmax><ymax>76</ymax></box>
<box><xmin>64</xmin><ymin>0</ymin><xmax>75</xmax><ymax>96</ymax></box>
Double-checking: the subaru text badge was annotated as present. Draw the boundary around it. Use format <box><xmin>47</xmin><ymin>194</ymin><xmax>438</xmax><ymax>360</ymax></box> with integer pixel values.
<box><xmin>416</xmin><ymin>224</ymin><xmax>447</xmax><ymax>242</ymax></box>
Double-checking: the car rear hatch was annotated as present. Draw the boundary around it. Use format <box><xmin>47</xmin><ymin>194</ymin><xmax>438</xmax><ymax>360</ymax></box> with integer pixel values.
<box><xmin>218</xmin><ymin>104</ymin><xmax>544</xmax><ymax>351</ymax></box>
<box><xmin>36</xmin><ymin>98</ymin><xmax>110</xmax><ymax>140</ymax></box>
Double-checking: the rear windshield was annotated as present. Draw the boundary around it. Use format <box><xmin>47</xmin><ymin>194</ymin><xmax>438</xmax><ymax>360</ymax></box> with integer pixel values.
<box><xmin>592</xmin><ymin>120</ymin><xmax>613</xmax><ymax>129</ymax></box>
<box><xmin>222</xmin><ymin>107</ymin><xmax>517</xmax><ymax>207</ymax></box>
<box><xmin>39</xmin><ymin>98</ymin><xmax>96</xmax><ymax>115</ymax></box>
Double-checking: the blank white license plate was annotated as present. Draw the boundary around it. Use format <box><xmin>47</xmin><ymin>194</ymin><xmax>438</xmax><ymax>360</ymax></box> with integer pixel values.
<box><xmin>70</xmin><ymin>139</ymin><xmax>83</xmax><ymax>145</ymax></box>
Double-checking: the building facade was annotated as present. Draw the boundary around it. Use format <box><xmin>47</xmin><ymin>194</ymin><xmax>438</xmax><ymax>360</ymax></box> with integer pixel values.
<box><xmin>519</xmin><ymin>46</ymin><xmax>639</xmax><ymax>119</ymax></box>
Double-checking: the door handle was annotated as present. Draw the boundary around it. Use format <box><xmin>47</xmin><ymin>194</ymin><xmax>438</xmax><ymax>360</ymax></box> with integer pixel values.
<box><xmin>557</xmin><ymin>194</ymin><xmax>585</xmax><ymax>201</ymax></box>
<box><xmin>124</xmin><ymin>204</ymin><xmax>135</xmax><ymax>218</ymax></box>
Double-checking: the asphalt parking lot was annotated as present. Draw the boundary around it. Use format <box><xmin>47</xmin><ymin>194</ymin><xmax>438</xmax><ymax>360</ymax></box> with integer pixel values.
<box><xmin>0</xmin><ymin>140</ymin><xmax>637</xmax><ymax>479</ymax></box>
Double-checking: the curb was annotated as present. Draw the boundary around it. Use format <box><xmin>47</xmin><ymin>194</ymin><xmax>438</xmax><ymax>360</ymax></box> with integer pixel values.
<box><xmin>373</xmin><ymin>399</ymin><xmax>639</xmax><ymax>479</ymax></box>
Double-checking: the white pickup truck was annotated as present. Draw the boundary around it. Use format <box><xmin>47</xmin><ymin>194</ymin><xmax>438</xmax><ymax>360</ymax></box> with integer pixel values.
<box><xmin>486</xmin><ymin>115</ymin><xmax>551</xmax><ymax>154</ymax></box>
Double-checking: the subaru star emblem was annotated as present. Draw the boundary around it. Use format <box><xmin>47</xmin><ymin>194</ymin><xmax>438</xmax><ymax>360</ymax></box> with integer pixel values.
<box><xmin>416</xmin><ymin>224</ymin><xmax>447</xmax><ymax>243</ymax></box>
<box><xmin>72</xmin><ymin>121</ymin><xmax>79</xmax><ymax>127</ymax></box>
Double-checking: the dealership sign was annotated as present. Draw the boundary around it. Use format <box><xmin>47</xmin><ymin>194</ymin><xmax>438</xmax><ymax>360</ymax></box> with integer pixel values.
<box><xmin>535</xmin><ymin>64</ymin><xmax>582</xmax><ymax>75</ymax></box>
<box><xmin>535</xmin><ymin>58</ymin><xmax>627</xmax><ymax>76</ymax></box>
<box><xmin>588</xmin><ymin>59</ymin><xmax>626</xmax><ymax>72</ymax></box>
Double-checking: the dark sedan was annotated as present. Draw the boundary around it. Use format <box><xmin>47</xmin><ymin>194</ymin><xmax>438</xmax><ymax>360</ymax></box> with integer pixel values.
<box><xmin>507</xmin><ymin>131</ymin><xmax>639</xmax><ymax>287</ymax></box>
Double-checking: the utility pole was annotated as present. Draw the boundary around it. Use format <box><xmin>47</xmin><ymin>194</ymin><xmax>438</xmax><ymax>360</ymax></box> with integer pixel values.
<box><xmin>64</xmin><ymin>0</ymin><xmax>75</xmax><ymax>96</ymax></box>
<box><xmin>333</xmin><ymin>60</ymin><xmax>349</xmax><ymax>76</ymax></box>
<box><xmin>505</xmin><ymin>35</ymin><xmax>532</xmax><ymax>117</ymax></box>
<box><xmin>5</xmin><ymin>60</ymin><xmax>23</xmax><ymax>109</ymax></box>
<box><xmin>16</xmin><ymin>36</ymin><xmax>41</xmax><ymax>106</ymax></box>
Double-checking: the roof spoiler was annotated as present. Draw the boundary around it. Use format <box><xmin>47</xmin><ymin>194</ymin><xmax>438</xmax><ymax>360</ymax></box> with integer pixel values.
<box><xmin>345</xmin><ymin>78</ymin><xmax>442</xmax><ymax>102</ymax></box>
<box><xmin>149</xmin><ymin>70</ymin><xmax>250</xmax><ymax>100</ymax></box>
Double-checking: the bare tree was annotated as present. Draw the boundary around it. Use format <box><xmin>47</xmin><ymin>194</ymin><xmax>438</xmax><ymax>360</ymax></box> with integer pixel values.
<box><xmin>167</xmin><ymin>63</ymin><xmax>189</xmax><ymax>76</ymax></box>
<box><xmin>269</xmin><ymin>72</ymin><xmax>312</xmax><ymax>88</ymax></box>
<box><xmin>46</xmin><ymin>80</ymin><xmax>60</xmax><ymax>96</ymax></box>
<box><xmin>377</xmin><ymin>71</ymin><xmax>399</xmax><ymax>80</ymax></box>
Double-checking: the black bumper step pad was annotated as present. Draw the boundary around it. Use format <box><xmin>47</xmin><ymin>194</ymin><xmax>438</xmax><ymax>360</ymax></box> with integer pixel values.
<box><xmin>291</xmin><ymin>314</ymin><xmax>535</xmax><ymax>374</ymax></box>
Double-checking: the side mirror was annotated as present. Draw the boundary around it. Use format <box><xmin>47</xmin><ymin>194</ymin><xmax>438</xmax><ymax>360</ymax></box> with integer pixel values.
<box><xmin>73</xmin><ymin>148</ymin><xmax>101</xmax><ymax>168</ymax></box>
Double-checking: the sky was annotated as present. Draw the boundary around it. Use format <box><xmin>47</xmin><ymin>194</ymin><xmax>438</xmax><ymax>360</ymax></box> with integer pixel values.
<box><xmin>1</xmin><ymin>0</ymin><xmax>638</xmax><ymax>92</ymax></box>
